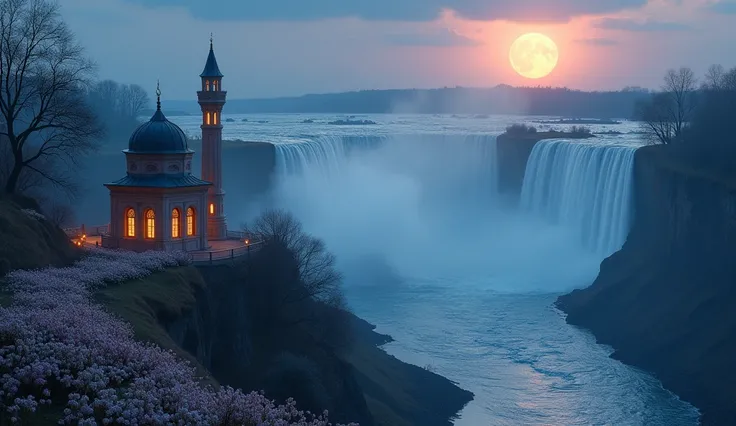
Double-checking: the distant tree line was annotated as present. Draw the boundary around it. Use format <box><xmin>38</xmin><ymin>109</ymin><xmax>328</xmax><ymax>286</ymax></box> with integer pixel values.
<box><xmin>167</xmin><ymin>86</ymin><xmax>651</xmax><ymax>118</ymax></box>
<box><xmin>87</xmin><ymin>79</ymin><xmax>150</xmax><ymax>143</ymax></box>
<box><xmin>636</xmin><ymin>65</ymin><xmax>736</xmax><ymax>167</ymax></box>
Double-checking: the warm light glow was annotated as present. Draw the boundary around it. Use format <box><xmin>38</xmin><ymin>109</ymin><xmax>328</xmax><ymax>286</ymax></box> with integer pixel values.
<box><xmin>125</xmin><ymin>208</ymin><xmax>136</xmax><ymax>237</ymax></box>
<box><xmin>509</xmin><ymin>33</ymin><xmax>559</xmax><ymax>79</ymax></box>
<box><xmin>244</xmin><ymin>239</ymin><xmax>249</xmax><ymax>245</ymax></box>
<box><xmin>213</xmin><ymin>112</ymin><xmax>218</xmax><ymax>125</ymax></box>
<box><xmin>186</xmin><ymin>207</ymin><xmax>195</xmax><ymax>236</ymax></box>
<box><xmin>145</xmin><ymin>209</ymin><xmax>155</xmax><ymax>239</ymax></box>
<box><xmin>206</xmin><ymin>112</ymin><xmax>211</xmax><ymax>125</ymax></box>
<box><xmin>171</xmin><ymin>208</ymin><xmax>180</xmax><ymax>238</ymax></box>
<box><xmin>205</xmin><ymin>80</ymin><xmax>210</xmax><ymax>91</ymax></box>
<box><xmin>209</xmin><ymin>203</ymin><xmax>214</xmax><ymax>215</ymax></box>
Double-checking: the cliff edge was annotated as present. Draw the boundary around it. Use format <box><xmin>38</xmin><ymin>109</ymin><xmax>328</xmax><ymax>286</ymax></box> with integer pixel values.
<box><xmin>557</xmin><ymin>145</ymin><xmax>736</xmax><ymax>425</ymax></box>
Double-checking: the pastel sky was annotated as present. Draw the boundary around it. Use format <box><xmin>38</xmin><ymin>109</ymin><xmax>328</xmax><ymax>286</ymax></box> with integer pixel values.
<box><xmin>62</xmin><ymin>0</ymin><xmax>735</xmax><ymax>99</ymax></box>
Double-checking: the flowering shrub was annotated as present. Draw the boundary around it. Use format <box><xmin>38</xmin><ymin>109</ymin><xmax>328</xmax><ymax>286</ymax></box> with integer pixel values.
<box><xmin>0</xmin><ymin>248</ymin><xmax>357</xmax><ymax>425</ymax></box>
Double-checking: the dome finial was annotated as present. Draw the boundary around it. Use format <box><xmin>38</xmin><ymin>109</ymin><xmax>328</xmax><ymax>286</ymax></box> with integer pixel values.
<box><xmin>210</xmin><ymin>32</ymin><xmax>213</xmax><ymax>49</ymax></box>
<box><xmin>156</xmin><ymin>79</ymin><xmax>161</xmax><ymax>111</ymax></box>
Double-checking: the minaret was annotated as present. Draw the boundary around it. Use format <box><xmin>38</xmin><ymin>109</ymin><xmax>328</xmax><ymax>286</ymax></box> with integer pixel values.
<box><xmin>197</xmin><ymin>34</ymin><xmax>227</xmax><ymax>240</ymax></box>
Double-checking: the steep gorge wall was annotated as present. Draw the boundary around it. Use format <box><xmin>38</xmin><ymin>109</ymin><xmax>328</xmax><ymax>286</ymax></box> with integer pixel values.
<box><xmin>496</xmin><ymin>133</ymin><xmax>538</xmax><ymax>196</ymax></box>
<box><xmin>557</xmin><ymin>145</ymin><xmax>736</xmax><ymax>425</ymax></box>
<box><xmin>100</xmin><ymin>256</ymin><xmax>472</xmax><ymax>426</ymax></box>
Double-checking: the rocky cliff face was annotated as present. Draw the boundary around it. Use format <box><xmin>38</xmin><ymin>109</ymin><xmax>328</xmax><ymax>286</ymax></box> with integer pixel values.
<box><xmin>157</xmin><ymin>262</ymin><xmax>375</xmax><ymax>426</ymax></box>
<box><xmin>116</xmin><ymin>258</ymin><xmax>472</xmax><ymax>426</ymax></box>
<box><xmin>557</xmin><ymin>145</ymin><xmax>736</xmax><ymax>425</ymax></box>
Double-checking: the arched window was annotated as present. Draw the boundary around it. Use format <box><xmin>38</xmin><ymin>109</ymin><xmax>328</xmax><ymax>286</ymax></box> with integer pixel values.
<box><xmin>171</xmin><ymin>208</ymin><xmax>180</xmax><ymax>238</ymax></box>
<box><xmin>186</xmin><ymin>207</ymin><xmax>195</xmax><ymax>236</ymax></box>
<box><xmin>205</xmin><ymin>80</ymin><xmax>210</xmax><ymax>91</ymax></box>
<box><xmin>213</xmin><ymin>112</ymin><xmax>218</xmax><ymax>125</ymax></box>
<box><xmin>145</xmin><ymin>209</ymin><xmax>155</xmax><ymax>239</ymax></box>
<box><xmin>205</xmin><ymin>112</ymin><xmax>211</xmax><ymax>125</ymax></box>
<box><xmin>125</xmin><ymin>208</ymin><xmax>136</xmax><ymax>237</ymax></box>
<box><xmin>213</xmin><ymin>80</ymin><xmax>218</xmax><ymax>91</ymax></box>
<box><xmin>209</xmin><ymin>203</ymin><xmax>215</xmax><ymax>215</ymax></box>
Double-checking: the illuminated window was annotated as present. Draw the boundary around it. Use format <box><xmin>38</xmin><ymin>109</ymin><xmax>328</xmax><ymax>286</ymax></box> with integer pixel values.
<box><xmin>125</xmin><ymin>208</ymin><xmax>136</xmax><ymax>237</ymax></box>
<box><xmin>186</xmin><ymin>207</ymin><xmax>195</xmax><ymax>236</ymax></box>
<box><xmin>171</xmin><ymin>208</ymin><xmax>180</xmax><ymax>238</ymax></box>
<box><xmin>145</xmin><ymin>209</ymin><xmax>155</xmax><ymax>239</ymax></box>
<box><xmin>209</xmin><ymin>203</ymin><xmax>214</xmax><ymax>215</ymax></box>
<box><xmin>206</xmin><ymin>112</ymin><xmax>211</xmax><ymax>125</ymax></box>
<box><xmin>213</xmin><ymin>112</ymin><xmax>218</xmax><ymax>125</ymax></box>
<box><xmin>205</xmin><ymin>80</ymin><xmax>210</xmax><ymax>91</ymax></box>
<box><xmin>213</xmin><ymin>80</ymin><xmax>218</xmax><ymax>91</ymax></box>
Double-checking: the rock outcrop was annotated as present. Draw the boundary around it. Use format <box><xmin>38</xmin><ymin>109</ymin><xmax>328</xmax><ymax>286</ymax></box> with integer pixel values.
<box><xmin>557</xmin><ymin>145</ymin><xmax>736</xmax><ymax>425</ymax></box>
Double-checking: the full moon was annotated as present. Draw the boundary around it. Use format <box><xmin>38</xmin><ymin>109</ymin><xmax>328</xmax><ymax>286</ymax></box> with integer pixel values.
<box><xmin>509</xmin><ymin>33</ymin><xmax>559</xmax><ymax>79</ymax></box>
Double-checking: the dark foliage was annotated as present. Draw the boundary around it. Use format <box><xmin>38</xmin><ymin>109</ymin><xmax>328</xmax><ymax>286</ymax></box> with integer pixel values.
<box><xmin>679</xmin><ymin>87</ymin><xmax>736</xmax><ymax>168</ymax></box>
<box><xmin>506</xmin><ymin>123</ymin><xmax>537</xmax><ymax>135</ymax></box>
<box><xmin>241</xmin><ymin>209</ymin><xmax>351</xmax><ymax>349</ymax></box>
<box><xmin>261</xmin><ymin>352</ymin><xmax>331</xmax><ymax>414</ymax></box>
<box><xmin>569</xmin><ymin>125</ymin><xmax>592</xmax><ymax>136</ymax></box>
<box><xmin>164</xmin><ymin>85</ymin><xmax>651</xmax><ymax>118</ymax></box>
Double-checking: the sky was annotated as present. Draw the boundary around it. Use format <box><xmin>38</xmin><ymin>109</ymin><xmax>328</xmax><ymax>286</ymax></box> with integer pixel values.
<box><xmin>61</xmin><ymin>0</ymin><xmax>736</xmax><ymax>100</ymax></box>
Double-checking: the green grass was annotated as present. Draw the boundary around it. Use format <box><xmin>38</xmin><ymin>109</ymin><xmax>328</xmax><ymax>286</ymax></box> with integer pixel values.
<box><xmin>94</xmin><ymin>266</ymin><xmax>216</xmax><ymax>385</ymax></box>
<box><xmin>0</xmin><ymin>196</ymin><xmax>80</xmax><ymax>276</ymax></box>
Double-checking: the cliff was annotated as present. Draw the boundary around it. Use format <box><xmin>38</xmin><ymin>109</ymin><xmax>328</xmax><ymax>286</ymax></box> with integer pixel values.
<box><xmin>557</xmin><ymin>145</ymin><xmax>736</xmax><ymax>425</ymax></box>
<box><xmin>96</xmin><ymin>255</ymin><xmax>473</xmax><ymax>426</ymax></box>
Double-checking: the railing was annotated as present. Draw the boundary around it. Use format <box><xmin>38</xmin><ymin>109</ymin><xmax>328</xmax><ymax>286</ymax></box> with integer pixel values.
<box><xmin>189</xmin><ymin>240</ymin><xmax>264</xmax><ymax>264</ymax></box>
<box><xmin>64</xmin><ymin>224</ymin><xmax>109</xmax><ymax>238</ymax></box>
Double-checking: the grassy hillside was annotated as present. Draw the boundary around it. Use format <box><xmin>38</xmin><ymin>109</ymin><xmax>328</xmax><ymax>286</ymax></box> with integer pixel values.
<box><xmin>0</xmin><ymin>195</ymin><xmax>79</xmax><ymax>275</ymax></box>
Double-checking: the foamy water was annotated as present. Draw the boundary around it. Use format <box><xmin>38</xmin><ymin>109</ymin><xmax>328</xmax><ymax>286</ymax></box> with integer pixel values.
<box><xmin>167</xmin><ymin>113</ymin><xmax>698</xmax><ymax>425</ymax></box>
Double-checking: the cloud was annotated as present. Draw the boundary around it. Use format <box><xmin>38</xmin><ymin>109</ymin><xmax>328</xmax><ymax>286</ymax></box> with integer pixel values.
<box><xmin>707</xmin><ymin>1</ymin><xmax>736</xmax><ymax>14</ymax></box>
<box><xmin>120</xmin><ymin>0</ymin><xmax>647</xmax><ymax>22</ymax></box>
<box><xmin>592</xmin><ymin>17</ymin><xmax>691</xmax><ymax>31</ymax></box>
<box><xmin>384</xmin><ymin>29</ymin><xmax>481</xmax><ymax>46</ymax></box>
<box><xmin>574</xmin><ymin>38</ymin><xmax>619</xmax><ymax>46</ymax></box>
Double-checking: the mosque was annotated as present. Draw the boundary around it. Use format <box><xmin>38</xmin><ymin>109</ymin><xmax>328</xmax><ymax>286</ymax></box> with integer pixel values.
<box><xmin>101</xmin><ymin>38</ymin><xmax>229</xmax><ymax>252</ymax></box>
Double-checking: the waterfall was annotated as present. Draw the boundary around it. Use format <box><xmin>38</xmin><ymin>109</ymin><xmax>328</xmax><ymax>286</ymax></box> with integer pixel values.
<box><xmin>273</xmin><ymin>134</ymin><xmax>499</xmax><ymax>197</ymax></box>
<box><xmin>520</xmin><ymin>139</ymin><xmax>638</xmax><ymax>256</ymax></box>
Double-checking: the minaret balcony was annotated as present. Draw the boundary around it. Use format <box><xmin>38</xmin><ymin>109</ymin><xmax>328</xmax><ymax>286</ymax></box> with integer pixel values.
<box><xmin>197</xmin><ymin>91</ymin><xmax>227</xmax><ymax>103</ymax></box>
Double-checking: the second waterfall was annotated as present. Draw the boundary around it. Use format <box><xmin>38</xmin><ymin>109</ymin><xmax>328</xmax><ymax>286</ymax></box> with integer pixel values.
<box><xmin>520</xmin><ymin>138</ymin><xmax>640</xmax><ymax>256</ymax></box>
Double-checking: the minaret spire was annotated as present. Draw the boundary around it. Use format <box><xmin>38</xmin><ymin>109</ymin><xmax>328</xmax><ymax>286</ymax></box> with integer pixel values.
<box><xmin>197</xmin><ymin>36</ymin><xmax>227</xmax><ymax>240</ymax></box>
<box><xmin>156</xmin><ymin>79</ymin><xmax>161</xmax><ymax>111</ymax></box>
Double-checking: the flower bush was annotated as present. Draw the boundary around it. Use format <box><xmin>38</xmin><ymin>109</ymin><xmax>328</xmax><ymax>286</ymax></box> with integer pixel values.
<box><xmin>0</xmin><ymin>247</ymin><xmax>357</xmax><ymax>425</ymax></box>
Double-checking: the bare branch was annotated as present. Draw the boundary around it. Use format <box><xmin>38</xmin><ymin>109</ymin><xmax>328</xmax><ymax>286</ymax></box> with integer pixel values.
<box><xmin>0</xmin><ymin>0</ymin><xmax>102</xmax><ymax>195</ymax></box>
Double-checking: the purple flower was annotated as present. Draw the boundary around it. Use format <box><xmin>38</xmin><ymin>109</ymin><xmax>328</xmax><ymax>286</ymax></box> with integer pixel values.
<box><xmin>0</xmin><ymin>249</ymin><xmax>358</xmax><ymax>425</ymax></box>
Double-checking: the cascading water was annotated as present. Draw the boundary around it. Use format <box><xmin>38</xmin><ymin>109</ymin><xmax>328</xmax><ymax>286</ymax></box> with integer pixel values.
<box><xmin>274</xmin><ymin>134</ymin><xmax>499</xmax><ymax>197</ymax></box>
<box><xmin>520</xmin><ymin>138</ymin><xmax>639</xmax><ymax>256</ymax></box>
<box><xmin>259</xmin><ymin>127</ymin><xmax>697</xmax><ymax>426</ymax></box>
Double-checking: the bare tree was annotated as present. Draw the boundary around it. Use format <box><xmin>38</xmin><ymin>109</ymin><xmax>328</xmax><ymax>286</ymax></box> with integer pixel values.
<box><xmin>245</xmin><ymin>209</ymin><xmax>343</xmax><ymax>306</ymax></box>
<box><xmin>703</xmin><ymin>64</ymin><xmax>725</xmax><ymax>90</ymax></box>
<box><xmin>723</xmin><ymin>68</ymin><xmax>736</xmax><ymax>91</ymax></box>
<box><xmin>636</xmin><ymin>67</ymin><xmax>697</xmax><ymax>144</ymax></box>
<box><xmin>0</xmin><ymin>0</ymin><xmax>103</xmax><ymax>194</ymax></box>
<box><xmin>243</xmin><ymin>209</ymin><xmax>351</xmax><ymax>348</ymax></box>
<box><xmin>119</xmin><ymin>84</ymin><xmax>149</xmax><ymax>120</ymax></box>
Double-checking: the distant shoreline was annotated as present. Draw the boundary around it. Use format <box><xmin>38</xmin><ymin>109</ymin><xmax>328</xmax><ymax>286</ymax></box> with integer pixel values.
<box><xmin>153</xmin><ymin>86</ymin><xmax>648</xmax><ymax>118</ymax></box>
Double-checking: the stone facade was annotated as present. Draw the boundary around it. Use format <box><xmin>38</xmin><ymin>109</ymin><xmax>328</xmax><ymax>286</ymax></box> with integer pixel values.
<box><xmin>104</xmin><ymin>186</ymin><xmax>209</xmax><ymax>252</ymax></box>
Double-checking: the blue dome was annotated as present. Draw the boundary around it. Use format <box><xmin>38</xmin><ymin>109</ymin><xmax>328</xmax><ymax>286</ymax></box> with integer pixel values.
<box><xmin>127</xmin><ymin>109</ymin><xmax>189</xmax><ymax>153</ymax></box>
